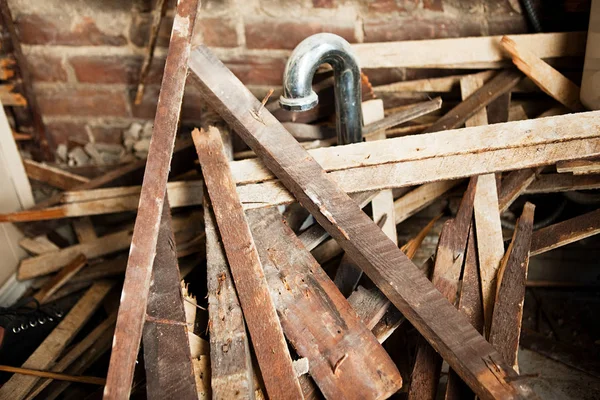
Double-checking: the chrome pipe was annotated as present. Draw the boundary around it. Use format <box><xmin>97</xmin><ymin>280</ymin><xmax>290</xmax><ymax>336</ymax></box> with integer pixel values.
<box><xmin>279</xmin><ymin>33</ymin><xmax>363</xmax><ymax>145</ymax></box>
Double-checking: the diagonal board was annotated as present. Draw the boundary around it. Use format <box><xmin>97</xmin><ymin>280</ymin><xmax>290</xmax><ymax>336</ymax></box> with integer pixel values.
<box><xmin>247</xmin><ymin>207</ymin><xmax>402</xmax><ymax>399</ymax></box>
<box><xmin>189</xmin><ymin>45</ymin><xmax>537</xmax><ymax>400</ymax></box>
<box><xmin>142</xmin><ymin>195</ymin><xmax>197</xmax><ymax>400</ymax></box>
<box><xmin>104</xmin><ymin>0</ymin><xmax>199</xmax><ymax>398</ymax></box>
<box><xmin>193</xmin><ymin>127</ymin><xmax>303</xmax><ymax>399</ymax></box>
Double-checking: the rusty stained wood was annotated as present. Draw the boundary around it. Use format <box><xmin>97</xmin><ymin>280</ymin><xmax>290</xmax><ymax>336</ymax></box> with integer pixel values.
<box><xmin>525</xmin><ymin>173</ymin><xmax>600</xmax><ymax>194</ymax></box>
<box><xmin>105</xmin><ymin>0</ymin><xmax>199</xmax><ymax>397</ymax></box>
<box><xmin>189</xmin><ymin>45</ymin><xmax>537</xmax><ymax>400</ymax></box>
<box><xmin>530</xmin><ymin>207</ymin><xmax>600</xmax><ymax>256</ymax></box>
<box><xmin>142</xmin><ymin>196</ymin><xmax>197</xmax><ymax>400</ymax></box>
<box><xmin>498</xmin><ymin>169</ymin><xmax>538</xmax><ymax>212</ymax></box>
<box><xmin>193</xmin><ymin>127</ymin><xmax>302</xmax><ymax>399</ymax></box>
<box><xmin>408</xmin><ymin>178</ymin><xmax>477</xmax><ymax>400</ymax></box>
<box><xmin>248</xmin><ymin>207</ymin><xmax>402</xmax><ymax>399</ymax></box>
<box><xmin>422</xmin><ymin>69</ymin><xmax>522</xmax><ymax>133</ymax></box>
<box><xmin>501</xmin><ymin>36</ymin><xmax>584</xmax><ymax>111</ymax></box>
<box><xmin>489</xmin><ymin>203</ymin><xmax>535</xmax><ymax>371</ymax></box>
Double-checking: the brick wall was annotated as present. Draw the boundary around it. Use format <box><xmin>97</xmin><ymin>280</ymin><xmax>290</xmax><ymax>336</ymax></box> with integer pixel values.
<box><xmin>6</xmin><ymin>0</ymin><xmax>580</xmax><ymax>149</ymax></box>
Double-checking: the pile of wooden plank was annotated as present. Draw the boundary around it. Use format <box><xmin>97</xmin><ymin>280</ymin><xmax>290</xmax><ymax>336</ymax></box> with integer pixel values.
<box><xmin>1</xmin><ymin>1</ymin><xmax>600</xmax><ymax>399</ymax></box>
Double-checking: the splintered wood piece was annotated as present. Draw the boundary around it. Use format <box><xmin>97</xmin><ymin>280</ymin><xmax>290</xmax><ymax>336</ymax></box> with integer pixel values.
<box><xmin>408</xmin><ymin>178</ymin><xmax>477</xmax><ymax>400</ymax></box>
<box><xmin>459</xmin><ymin>74</ymin><xmax>506</xmax><ymax>334</ymax></box>
<box><xmin>445</xmin><ymin>226</ymin><xmax>484</xmax><ymax>400</ymax></box>
<box><xmin>530</xmin><ymin>207</ymin><xmax>600</xmax><ymax>256</ymax></box>
<box><xmin>189</xmin><ymin>46</ymin><xmax>537</xmax><ymax>400</ymax></box>
<box><xmin>0</xmin><ymin>281</ymin><xmax>113</xmax><ymax>400</ymax></box>
<box><xmin>498</xmin><ymin>169</ymin><xmax>538</xmax><ymax>212</ymax></box>
<box><xmin>353</xmin><ymin>32</ymin><xmax>585</xmax><ymax>69</ymax></box>
<box><xmin>204</xmin><ymin>201</ymin><xmax>254</xmax><ymax>398</ymax></box>
<box><xmin>72</xmin><ymin>217</ymin><xmax>97</xmax><ymax>243</ymax></box>
<box><xmin>33</xmin><ymin>253</ymin><xmax>87</xmax><ymax>303</ymax></box>
<box><xmin>142</xmin><ymin>196</ymin><xmax>197</xmax><ymax>400</ymax></box>
<box><xmin>24</xmin><ymin>312</ymin><xmax>117</xmax><ymax>400</ymax></box>
<box><xmin>248</xmin><ymin>207</ymin><xmax>402</xmax><ymax>399</ymax></box>
<box><xmin>105</xmin><ymin>0</ymin><xmax>199</xmax><ymax>397</ymax></box>
<box><xmin>489</xmin><ymin>203</ymin><xmax>535</xmax><ymax>370</ymax></box>
<box><xmin>23</xmin><ymin>159</ymin><xmax>90</xmax><ymax>190</ymax></box>
<box><xmin>556</xmin><ymin>158</ymin><xmax>600</xmax><ymax>175</ymax></box>
<box><xmin>501</xmin><ymin>36</ymin><xmax>584</xmax><ymax>111</ymax></box>
<box><xmin>193</xmin><ymin>127</ymin><xmax>302</xmax><ymax>400</ymax></box>
<box><xmin>526</xmin><ymin>173</ymin><xmax>600</xmax><ymax>194</ymax></box>
<box><xmin>422</xmin><ymin>70</ymin><xmax>521</xmax><ymax>133</ymax></box>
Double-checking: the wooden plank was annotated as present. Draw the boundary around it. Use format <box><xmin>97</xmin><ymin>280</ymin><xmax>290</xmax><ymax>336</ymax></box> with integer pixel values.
<box><xmin>19</xmin><ymin>235</ymin><xmax>59</xmax><ymax>255</ymax></box>
<box><xmin>362</xmin><ymin>97</ymin><xmax>441</xmax><ymax>137</ymax></box>
<box><xmin>408</xmin><ymin>178</ymin><xmax>477</xmax><ymax>400</ymax></box>
<box><xmin>72</xmin><ymin>217</ymin><xmax>97</xmax><ymax>243</ymax></box>
<box><xmin>489</xmin><ymin>203</ymin><xmax>535</xmax><ymax>370</ymax></box>
<box><xmin>0</xmin><ymin>365</ymin><xmax>105</xmax><ymax>385</ymax></box>
<box><xmin>193</xmin><ymin>126</ymin><xmax>302</xmax><ymax>399</ymax></box>
<box><xmin>422</xmin><ymin>70</ymin><xmax>521</xmax><ymax>133</ymax></box>
<box><xmin>23</xmin><ymin>159</ymin><xmax>89</xmax><ymax>190</ymax></box>
<box><xmin>525</xmin><ymin>173</ymin><xmax>600</xmax><ymax>194</ymax></box>
<box><xmin>530</xmin><ymin>208</ymin><xmax>600</xmax><ymax>256</ymax></box>
<box><xmin>248</xmin><ymin>207</ymin><xmax>402</xmax><ymax>399</ymax></box>
<box><xmin>18</xmin><ymin>229</ymin><xmax>133</xmax><ymax>280</ymax></box>
<box><xmin>353</xmin><ymin>32</ymin><xmax>585</xmax><ymax>69</ymax></box>
<box><xmin>142</xmin><ymin>196</ymin><xmax>197</xmax><ymax>400</ymax></box>
<box><xmin>24</xmin><ymin>312</ymin><xmax>117</xmax><ymax>400</ymax></box>
<box><xmin>459</xmin><ymin>74</ymin><xmax>506</xmax><ymax>334</ymax></box>
<box><xmin>33</xmin><ymin>254</ymin><xmax>87</xmax><ymax>303</ymax></box>
<box><xmin>0</xmin><ymin>281</ymin><xmax>113</xmax><ymax>400</ymax></box>
<box><xmin>556</xmin><ymin>158</ymin><xmax>600</xmax><ymax>175</ymax></box>
<box><xmin>203</xmin><ymin>125</ymin><xmax>254</xmax><ymax>399</ymax></box>
<box><xmin>189</xmin><ymin>45</ymin><xmax>537</xmax><ymax>400</ymax></box>
<box><xmin>501</xmin><ymin>36</ymin><xmax>584</xmax><ymax>111</ymax></box>
<box><xmin>394</xmin><ymin>180</ymin><xmax>460</xmax><ymax>223</ymax></box>
<box><xmin>498</xmin><ymin>169</ymin><xmax>538</xmax><ymax>212</ymax></box>
<box><xmin>104</xmin><ymin>1</ymin><xmax>198</xmax><ymax>396</ymax></box>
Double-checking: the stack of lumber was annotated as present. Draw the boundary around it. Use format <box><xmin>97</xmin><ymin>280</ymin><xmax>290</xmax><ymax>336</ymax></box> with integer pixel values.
<box><xmin>1</xmin><ymin>3</ymin><xmax>600</xmax><ymax>398</ymax></box>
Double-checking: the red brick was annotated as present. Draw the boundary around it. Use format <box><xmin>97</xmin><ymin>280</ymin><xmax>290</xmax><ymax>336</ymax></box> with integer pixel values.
<box><xmin>366</xmin><ymin>0</ymin><xmax>419</xmax><ymax>13</ymax></box>
<box><xmin>363</xmin><ymin>17</ymin><xmax>482</xmax><ymax>42</ymax></box>
<box><xmin>129</xmin><ymin>13</ymin><xmax>174</xmax><ymax>48</ymax></box>
<box><xmin>132</xmin><ymin>80</ymin><xmax>203</xmax><ymax>121</ymax></box>
<box><xmin>70</xmin><ymin>55</ymin><xmax>140</xmax><ymax>84</ymax></box>
<box><xmin>130</xmin><ymin>85</ymin><xmax>159</xmax><ymax>119</ymax></box>
<box><xmin>37</xmin><ymin>86</ymin><xmax>130</xmax><ymax>117</ymax></box>
<box><xmin>313</xmin><ymin>0</ymin><xmax>337</xmax><ymax>8</ymax></box>
<box><xmin>423</xmin><ymin>0</ymin><xmax>444</xmax><ymax>11</ymax></box>
<box><xmin>245</xmin><ymin>18</ymin><xmax>357</xmax><ymax>50</ymax></box>
<box><xmin>221</xmin><ymin>54</ymin><xmax>287</xmax><ymax>85</ymax></box>
<box><xmin>15</xmin><ymin>14</ymin><xmax>126</xmax><ymax>46</ymax></box>
<box><xmin>26</xmin><ymin>54</ymin><xmax>67</xmax><ymax>82</ymax></box>
<box><xmin>197</xmin><ymin>16</ymin><xmax>238</xmax><ymax>47</ymax></box>
<box><xmin>486</xmin><ymin>15</ymin><xmax>528</xmax><ymax>35</ymax></box>
<box><xmin>181</xmin><ymin>82</ymin><xmax>204</xmax><ymax>122</ymax></box>
<box><xmin>44</xmin><ymin>121</ymin><xmax>89</xmax><ymax>147</ymax></box>
<box><xmin>88</xmin><ymin>123</ymin><xmax>132</xmax><ymax>144</ymax></box>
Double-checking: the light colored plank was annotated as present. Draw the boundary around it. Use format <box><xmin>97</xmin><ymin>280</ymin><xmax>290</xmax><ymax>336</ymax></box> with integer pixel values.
<box><xmin>501</xmin><ymin>36</ymin><xmax>584</xmax><ymax>111</ymax></box>
<box><xmin>354</xmin><ymin>31</ymin><xmax>585</xmax><ymax>69</ymax></box>
<box><xmin>72</xmin><ymin>217</ymin><xmax>97</xmax><ymax>243</ymax></box>
<box><xmin>19</xmin><ymin>236</ymin><xmax>59</xmax><ymax>255</ymax></box>
<box><xmin>394</xmin><ymin>180</ymin><xmax>460</xmax><ymax>223</ymax></box>
<box><xmin>556</xmin><ymin>158</ymin><xmax>600</xmax><ymax>175</ymax></box>
<box><xmin>23</xmin><ymin>159</ymin><xmax>89</xmax><ymax>190</ymax></box>
<box><xmin>33</xmin><ymin>254</ymin><xmax>87</xmax><ymax>303</ymax></box>
<box><xmin>0</xmin><ymin>281</ymin><xmax>113</xmax><ymax>400</ymax></box>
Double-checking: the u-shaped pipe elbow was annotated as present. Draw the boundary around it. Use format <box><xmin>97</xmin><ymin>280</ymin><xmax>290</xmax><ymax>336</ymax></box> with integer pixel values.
<box><xmin>279</xmin><ymin>33</ymin><xmax>363</xmax><ymax>145</ymax></box>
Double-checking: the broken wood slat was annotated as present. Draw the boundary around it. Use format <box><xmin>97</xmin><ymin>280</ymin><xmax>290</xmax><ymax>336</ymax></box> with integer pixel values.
<box><xmin>445</xmin><ymin>226</ymin><xmax>484</xmax><ymax>400</ymax></box>
<box><xmin>408</xmin><ymin>178</ymin><xmax>477</xmax><ymax>400</ymax></box>
<box><xmin>459</xmin><ymin>74</ymin><xmax>506</xmax><ymax>334</ymax></box>
<box><xmin>489</xmin><ymin>203</ymin><xmax>535</xmax><ymax>370</ymax></box>
<box><xmin>19</xmin><ymin>235</ymin><xmax>59</xmax><ymax>255</ymax></box>
<box><xmin>248</xmin><ymin>207</ymin><xmax>402</xmax><ymax>399</ymax></box>
<box><xmin>487</xmin><ymin>92</ymin><xmax>511</xmax><ymax>125</ymax></box>
<box><xmin>500</xmin><ymin>36</ymin><xmax>584</xmax><ymax>111</ymax></box>
<box><xmin>189</xmin><ymin>46</ymin><xmax>536</xmax><ymax>400</ymax></box>
<box><xmin>422</xmin><ymin>70</ymin><xmax>521</xmax><ymax>133</ymax></box>
<box><xmin>525</xmin><ymin>173</ymin><xmax>600</xmax><ymax>194</ymax></box>
<box><xmin>193</xmin><ymin>127</ymin><xmax>302</xmax><ymax>399</ymax></box>
<box><xmin>498</xmin><ymin>169</ymin><xmax>538</xmax><ymax>212</ymax></box>
<box><xmin>0</xmin><ymin>281</ymin><xmax>113</xmax><ymax>400</ymax></box>
<box><xmin>530</xmin><ymin>208</ymin><xmax>600</xmax><ymax>256</ymax></box>
<box><xmin>0</xmin><ymin>365</ymin><xmax>105</xmax><ymax>385</ymax></box>
<box><xmin>347</xmin><ymin>286</ymin><xmax>390</xmax><ymax>330</ymax></box>
<box><xmin>203</xmin><ymin>125</ymin><xmax>254</xmax><ymax>399</ymax></box>
<box><xmin>204</xmin><ymin>200</ymin><xmax>255</xmax><ymax>398</ymax></box>
<box><xmin>394</xmin><ymin>181</ymin><xmax>461</xmax><ymax>224</ymax></box>
<box><xmin>142</xmin><ymin>196</ymin><xmax>197</xmax><ymax>400</ymax></box>
<box><xmin>105</xmin><ymin>1</ymin><xmax>199</xmax><ymax>395</ymax></box>
<box><xmin>72</xmin><ymin>217</ymin><xmax>97</xmax><ymax>243</ymax></box>
<box><xmin>362</xmin><ymin>97</ymin><xmax>441</xmax><ymax>136</ymax></box>
<box><xmin>353</xmin><ymin>31</ymin><xmax>585</xmax><ymax>69</ymax></box>
<box><xmin>556</xmin><ymin>158</ymin><xmax>600</xmax><ymax>175</ymax></box>
<box><xmin>23</xmin><ymin>312</ymin><xmax>116</xmax><ymax>400</ymax></box>
<box><xmin>375</xmin><ymin>71</ymin><xmax>496</xmax><ymax>93</ymax></box>
<box><xmin>33</xmin><ymin>254</ymin><xmax>87</xmax><ymax>303</ymax></box>
<box><xmin>23</xmin><ymin>159</ymin><xmax>90</xmax><ymax>190</ymax></box>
